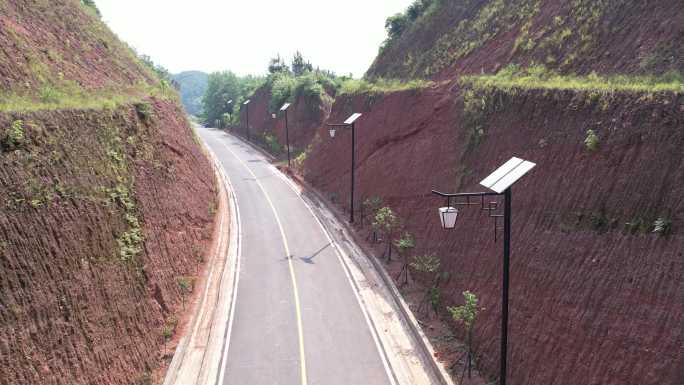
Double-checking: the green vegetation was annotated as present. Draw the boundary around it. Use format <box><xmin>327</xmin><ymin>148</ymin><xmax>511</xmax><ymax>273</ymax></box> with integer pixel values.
<box><xmin>201</xmin><ymin>71</ymin><xmax>263</xmax><ymax>126</ymax></box>
<box><xmin>263</xmin><ymin>52</ymin><xmax>346</xmax><ymax>112</ymax></box>
<box><xmin>161</xmin><ymin>316</ymin><xmax>178</xmax><ymax>354</ymax></box>
<box><xmin>172</xmin><ymin>71</ymin><xmax>209</xmax><ymax>116</ymax></box>
<box><xmin>134</xmin><ymin>102</ymin><xmax>154</xmax><ymax>125</ymax></box>
<box><xmin>176</xmin><ymin>276</ymin><xmax>193</xmax><ymax>309</ymax></box>
<box><xmin>383</xmin><ymin>0</ymin><xmax>437</xmax><ymax>46</ymax></box>
<box><xmin>447</xmin><ymin>291</ymin><xmax>481</xmax><ymax>376</ymax></box>
<box><xmin>80</xmin><ymin>0</ymin><xmax>101</xmax><ymax>18</ymax></box>
<box><xmin>652</xmin><ymin>217</ymin><xmax>672</xmax><ymax>236</ymax></box>
<box><xmin>394</xmin><ymin>232</ymin><xmax>416</xmax><ymax>284</ymax></box>
<box><xmin>412</xmin><ymin>254</ymin><xmax>447</xmax><ymax>318</ymax></box>
<box><xmin>293</xmin><ymin>149</ymin><xmax>307</xmax><ymax>169</ymax></box>
<box><xmin>462</xmin><ymin>65</ymin><xmax>684</xmax><ymax>93</ymax></box>
<box><xmin>373</xmin><ymin>206</ymin><xmax>401</xmax><ymax>262</ymax></box>
<box><xmin>262</xmin><ymin>133</ymin><xmax>282</xmax><ymax>154</ymax></box>
<box><xmin>0</xmin><ymin>83</ymin><xmax>174</xmax><ymax>113</ymax></box>
<box><xmin>339</xmin><ymin>78</ymin><xmax>433</xmax><ymax>95</ymax></box>
<box><xmin>584</xmin><ymin>129</ymin><xmax>599</xmax><ymax>151</ymax></box>
<box><xmin>2</xmin><ymin>120</ymin><xmax>24</xmax><ymax>150</ymax></box>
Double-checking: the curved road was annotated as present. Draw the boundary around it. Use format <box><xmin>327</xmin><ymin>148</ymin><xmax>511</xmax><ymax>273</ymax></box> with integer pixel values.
<box><xmin>198</xmin><ymin>127</ymin><xmax>395</xmax><ymax>385</ymax></box>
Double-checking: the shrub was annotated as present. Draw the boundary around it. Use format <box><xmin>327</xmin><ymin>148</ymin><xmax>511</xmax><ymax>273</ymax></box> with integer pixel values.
<box><xmin>373</xmin><ymin>206</ymin><xmax>401</xmax><ymax>261</ymax></box>
<box><xmin>447</xmin><ymin>291</ymin><xmax>481</xmax><ymax>375</ymax></box>
<box><xmin>134</xmin><ymin>102</ymin><xmax>154</xmax><ymax>125</ymax></box>
<box><xmin>652</xmin><ymin>217</ymin><xmax>672</xmax><ymax>236</ymax></box>
<box><xmin>263</xmin><ymin>133</ymin><xmax>282</xmax><ymax>154</ymax></box>
<box><xmin>3</xmin><ymin>120</ymin><xmax>24</xmax><ymax>149</ymax></box>
<box><xmin>40</xmin><ymin>85</ymin><xmax>62</xmax><ymax>104</ymax></box>
<box><xmin>293</xmin><ymin>150</ymin><xmax>307</xmax><ymax>169</ymax></box>
<box><xmin>293</xmin><ymin>73</ymin><xmax>325</xmax><ymax>100</ymax></box>
<box><xmin>270</xmin><ymin>73</ymin><xmax>296</xmax><ymax>112</ymax></box>
<box><xmin>584</xmin><ymin>129</ymin><xmax>599</xmax><ymax>151</ymax></box>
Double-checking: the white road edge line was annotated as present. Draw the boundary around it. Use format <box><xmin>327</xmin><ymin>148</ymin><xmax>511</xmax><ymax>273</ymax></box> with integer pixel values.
<box><xmin>216</xmin><ymin>135</ymin><xmax>309</xmax><ymax>385</ymax></box>
<box><xmin>269</xmin><ymin>165</ymin><xmax>399</xmax><ymax>385</ymax></box>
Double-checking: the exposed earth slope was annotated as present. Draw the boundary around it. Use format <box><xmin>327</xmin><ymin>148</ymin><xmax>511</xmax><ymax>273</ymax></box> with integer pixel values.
<box><xmin>0</xmin><ymin>1</ymin><xmax>216</xmax><ymax>384</ymax></box>
<box><xmin>366</xmin><ymin>0</ymin><xmax>684</xmax><ymax>80</ymax></box>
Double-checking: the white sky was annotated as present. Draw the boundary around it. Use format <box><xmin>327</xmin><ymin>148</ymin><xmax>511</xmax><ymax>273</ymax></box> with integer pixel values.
<box><xmin>95</xmin><ymin>0</ymin><xmax>414</xmax><ymax>77</ymax></box>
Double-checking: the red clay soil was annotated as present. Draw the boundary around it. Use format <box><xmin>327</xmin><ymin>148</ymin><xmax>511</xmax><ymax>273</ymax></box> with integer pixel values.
<box><xmin>0</xmin><ymin>99</ymin><xmax>216</xmax><ymax>385</ymax></box>
<box><xmin>366</xmin><ymin>0</ymin><xmax>684</xmax><ymax>80</ymax></box>
<box><xmin>0</xmin><ymin>0</ymin><xmax>157</xmax><ymax>92</ymax></box>
<box><xmin>235</xmin><ymin>84</ymin><xmax>331</xmax><ymax>154</ymax></box>
<box><xmin>301</xmin><ymin>84</ymin><xmax>683</xmax><ymax>385</ymax></box>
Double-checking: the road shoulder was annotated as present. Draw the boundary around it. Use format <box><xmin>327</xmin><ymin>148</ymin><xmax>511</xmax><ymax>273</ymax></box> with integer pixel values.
<box><xmin>162</xmin><ymin>141</ymin><xmax>240</xmax><ymax>385</ymax></box>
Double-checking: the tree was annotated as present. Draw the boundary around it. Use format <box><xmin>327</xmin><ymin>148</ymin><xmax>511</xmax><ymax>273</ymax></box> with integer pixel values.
<box><xmin>394</xmin><ymin>232</ymin><xmax>415</xmax><ymax>285</ymax></box>
<box><xmin>385</xmin><ymin>13</ymin><xmax>409</xmax><ymax>41</ymax></box>
<box><xmin>291</xmin><ymin>51</ymin><xmax>313</xmax><ymax>77</ymax></box>
<box><xmin>447</xmin><ymin>291</ymin><xmax>481</xmax><ymax>381</ymax></box>
<box><xmin>201</xmin><ymin>71</ymin><xmax>242</xmax><ymax>125</ymax></box>
<box><xmin>411</xmin><ymin>254</ymin><xmax>447</xmax><ymax>317</ymax></box>
<box><xmin>268</xmin><ymin>54</ymin><xmax>290</xmax><ymax>75</ymax></box>
<box><xmin>362</xmin><ymin>196</ymin><xmax>384</xmax><ymax>239</ymax></box>
<box><xmin>373</xmin><ymin>206</ymin><xmax>400</xmax><ymax>262</ymax></box>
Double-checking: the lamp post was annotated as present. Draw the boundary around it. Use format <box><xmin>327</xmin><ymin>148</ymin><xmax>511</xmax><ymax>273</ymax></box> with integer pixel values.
<box><xmin>431</xmin><ymin>157</ymin><xmax>535</xmax><ymax>385</ymax></box>
<box><xmin>226</xmin><ymin>99</ymin><xmax>233</xmax><ymax>129</ymax></box>
<box><xmin>327</xmin><ymin>112</ymin><xmax>362</xmax><ymax>223</ymax></box>
<box><xmin>272</xmin><ymin>103</ymin><xmax>292</xmax><ymax>167</ymax></box>
<box><xmin>243</xmin><ymin>99</ymin><xmax>251</xmax><ymax>141</ymax></box>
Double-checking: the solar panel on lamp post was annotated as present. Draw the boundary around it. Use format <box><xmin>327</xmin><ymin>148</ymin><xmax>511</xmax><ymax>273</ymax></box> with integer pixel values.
<box><xmin>431</xmin><ymin>157</ymin><xmax>536</xmax><ymax>385</ymax></box>
<box><xmin>327</xmin><ymin>113</ymin><xmax>362</xmax><ymax>223</ymax></box>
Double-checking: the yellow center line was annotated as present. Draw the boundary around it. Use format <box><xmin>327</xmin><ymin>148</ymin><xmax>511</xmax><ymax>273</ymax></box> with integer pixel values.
<box><xmin>218</xmin><ymin>138</ymin><xmax>308</xmax><ymax>385</ymax></box>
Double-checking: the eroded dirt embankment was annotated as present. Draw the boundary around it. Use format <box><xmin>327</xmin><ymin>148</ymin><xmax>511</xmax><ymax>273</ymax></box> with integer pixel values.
<box><xmin>301</xmin><ymin>85</ymin><xmax>683</xmax><ymax>385</ymax></box>
<box><xmin>0</xmin><ymin>99</ymin><xmax>216</xmax><ymax>385</ymax></box>
<box><xmin>235</xmin><ymin>84</ymin><xmax>331</xmax><ymax>154</ymax></box>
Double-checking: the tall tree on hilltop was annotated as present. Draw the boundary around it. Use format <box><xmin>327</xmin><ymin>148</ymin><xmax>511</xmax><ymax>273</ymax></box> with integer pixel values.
<box><xmin>268</xmin><ymin>54</ymin><xmax>290</xmax><ymax>75</ymax></box>
<box><xmin>291</xmin><ymin>51</ymin><xmax>313</xmax><ymax>76</ymax></box>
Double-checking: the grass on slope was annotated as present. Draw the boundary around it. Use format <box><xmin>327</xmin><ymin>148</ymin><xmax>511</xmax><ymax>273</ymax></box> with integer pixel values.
<box><xmin>0</xmin><ymin>82</ymin><xmax>176</xmax><ymax>113</ymax></box>
<box><xmin>462</xmin><ymin>65</ymin><xmax>684</xmax><ymax>93</ymax></box>
<box><xmin>339</xmin><ymin>78</ymin><xmax>434</xmax><ymax>95</ymax></box>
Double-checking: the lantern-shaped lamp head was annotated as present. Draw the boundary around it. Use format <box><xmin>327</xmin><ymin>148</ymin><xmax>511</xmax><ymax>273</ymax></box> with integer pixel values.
<box><xmin>329</xmin><ymin>127</ymin><xmax>336</xmax><ymax>138</ymax></box>
<box><xmin>439</xmin><ymin>206</ymin><xmax>458</xmax><ymax>229</ymax></box>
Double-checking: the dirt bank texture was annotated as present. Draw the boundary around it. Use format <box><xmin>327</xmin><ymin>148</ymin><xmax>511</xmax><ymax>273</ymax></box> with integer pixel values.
<box><xmin>301</xmin><ymin>85</ymin><xmax>683</xmax><ymax>385</ymax></box>
<box><xmin>235</xmin><ymin>84</ymin><xmax>331</xmax><ymax>154</ymax></box>
<box><xmin>0</xmin><ymin>0</ymin><xmax>156</xmax><ymax>92</ymax></box>
<box><xmin>0</xmin><ymin>99</ymin><xmax>216</xmax><ymax>385</ymax></box>
<box><xmin>367</xmin><ymin>0</ymin><xmax>684</xmax><ymax>80</ymax></box>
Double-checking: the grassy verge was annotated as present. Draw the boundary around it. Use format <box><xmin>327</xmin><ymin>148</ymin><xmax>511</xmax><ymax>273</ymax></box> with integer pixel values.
<box><xmin>462</xmin><ymin>65</ymin><xmax>684</xmax><ymax>93</ymax></box>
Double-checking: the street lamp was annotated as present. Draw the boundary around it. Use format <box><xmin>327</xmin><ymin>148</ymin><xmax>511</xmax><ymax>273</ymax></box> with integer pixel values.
<box><xmin>272</xmin><ymin>103</ymin><xmax>292</xmax><ymax>167</ymax></box>
<box><xmin>242</xmin><ymin>99</ymin><xmax>251</xmax><ymax>141</ymax></box>
<box><xmin>327</xmin><ymin>112</ymin><xmax>362</xmax><ymax>223</ymax></box>
<box><xmin>431</xmin><ymin>157</ymin><xmax>535</xmax><ymax>385</ymax></box>
<box><xmin>225</xmin><ymin>99</ymin><xmax>233</xmax><ymax>129</ymax></box>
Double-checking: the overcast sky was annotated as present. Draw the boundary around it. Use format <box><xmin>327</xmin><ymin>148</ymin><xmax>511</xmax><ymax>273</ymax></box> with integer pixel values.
<box><xmin>96</xmin><ymin>0</ymin><xmax>414</xmax><ymax>77</ymax></box>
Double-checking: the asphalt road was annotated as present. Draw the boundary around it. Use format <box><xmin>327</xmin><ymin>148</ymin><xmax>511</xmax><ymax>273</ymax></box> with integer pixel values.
<box><xmin>198</xmin><ymin>127</ymin><xmax>394</xmax><ymax>385</ymax></box>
